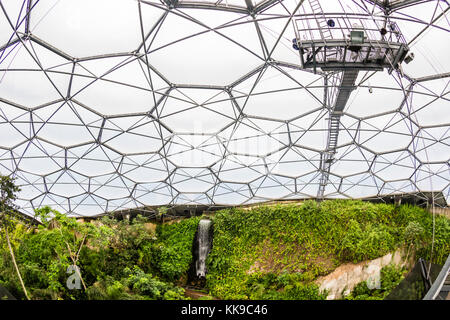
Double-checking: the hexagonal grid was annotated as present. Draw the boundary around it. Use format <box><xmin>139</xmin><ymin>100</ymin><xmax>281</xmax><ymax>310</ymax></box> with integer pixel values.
<box><xmin>0</xmin><ymin>0</ymin><xmax>448</xmax><ymax>216</ymax></box>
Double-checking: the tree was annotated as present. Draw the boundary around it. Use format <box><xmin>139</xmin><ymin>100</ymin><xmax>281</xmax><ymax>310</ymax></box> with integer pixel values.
<box><xmin>0</xmin><ymin>174</ymin><xmax>29</xmax><ymax>300</ymax></box>
<box><xmin>35</xmin><ymin>206</ymin><xmax>90</xmax><ymax>291</ymax></box>
<box><xmin>158</xmin><ymin>206</ymin><xmax>168</xmax><ymax>223</ymax></box>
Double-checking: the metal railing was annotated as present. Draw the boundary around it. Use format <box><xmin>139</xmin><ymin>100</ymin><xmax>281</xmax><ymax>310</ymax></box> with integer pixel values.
<box><xmin>294</xmin><ymin>13</ymin><xmax>408</xmax><ymax>45</ymax></box>
<box><xmin>423</xmin><ymin>254</ymin><xmax>450</xmax><ymax>300</ymax></box>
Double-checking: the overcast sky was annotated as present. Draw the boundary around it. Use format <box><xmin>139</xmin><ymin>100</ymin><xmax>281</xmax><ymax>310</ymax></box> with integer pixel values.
<box><xmin>0</xmin><ymin>0</ymin><xmax>448</xmax><ymax>216</ymax></box>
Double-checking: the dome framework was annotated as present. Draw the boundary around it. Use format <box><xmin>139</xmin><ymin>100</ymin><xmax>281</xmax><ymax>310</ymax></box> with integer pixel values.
<box><xmin>0</xmin><ymin>0</ymin><xmax>449</xmax><ymax>217</ymax></box>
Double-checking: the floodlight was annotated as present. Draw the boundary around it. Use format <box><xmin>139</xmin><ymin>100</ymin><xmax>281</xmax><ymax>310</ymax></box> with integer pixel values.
<box><xmin>404</xmin><ymin>52</ymin><xmax>415</xmax><ymax>64</ymax></box>
<box><xmin>350</xmin><ymin>30</ymin><xmax>364</xmax><ymax>44</ymax></box>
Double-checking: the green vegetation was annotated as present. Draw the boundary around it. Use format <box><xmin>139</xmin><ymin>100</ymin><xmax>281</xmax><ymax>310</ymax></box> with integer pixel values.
<box><xmin>205</xmin><ymin>200</ymin><xmax>450</xmax><ymax>299</ymax></box>
<box><xmin>0</xmin><ymin>193</ymin><xmax>200</xmax><ymax>299</ymax></box>
<box><xmin>343</xmin><ymin>264</ymin><xmax>407</xmax><ymax>300</ymax></box>
<box><xmin>149</xmin><ymin>217</ymin><xmax>201</xmax><ymax>281</ymax></box>
<box><xmin>85</xmin><ymin>266</ymin><xmax>185</xmax><ymax>300</ymax></box>
<box><xmin>0</xmin><ymin>175</ymin><xmax>449</xmax><ymax>300</ymax></box>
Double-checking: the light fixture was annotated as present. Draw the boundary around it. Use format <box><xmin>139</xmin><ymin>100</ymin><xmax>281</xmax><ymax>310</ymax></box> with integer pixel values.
<box><xmin>327</xmin><ymin>19</ymin><xmax>335</xmax><ymax>27</ymax></box>
<box><xmin>350</xmin><ymin>30</ymin><xmax>364</xmax><ymax>44</ymax></box>
<box><xmin>292</xmin><ymin>38</ymin><xmax>299</xmax><ymax>50</ymax></box>
<box><xmin>404</xmin><ymin>52</ymin><xmax>415</xmax><ymax>64</ymax></box>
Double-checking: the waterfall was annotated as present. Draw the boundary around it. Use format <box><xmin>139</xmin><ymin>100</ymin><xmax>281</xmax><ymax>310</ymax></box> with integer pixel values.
<box><xmin>195</xmin><ymin>219</ymin><xmax>213</xmax><ymax>278</ymax></box>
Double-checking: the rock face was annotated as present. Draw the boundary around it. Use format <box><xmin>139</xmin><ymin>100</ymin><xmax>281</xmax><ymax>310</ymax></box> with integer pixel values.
<box><xmin>315</xmin><ymin>249</ymin><xmax>413</xmax><ymax>300</ymax></box>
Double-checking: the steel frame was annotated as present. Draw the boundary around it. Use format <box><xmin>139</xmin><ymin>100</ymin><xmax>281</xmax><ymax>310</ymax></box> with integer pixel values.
<box><xmin>0</xmin><ymin>0</ymin><xmax>448</xmax><ymax>216</ymax></box>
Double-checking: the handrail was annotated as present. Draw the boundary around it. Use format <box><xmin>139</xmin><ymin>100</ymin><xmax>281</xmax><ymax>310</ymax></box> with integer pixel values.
<box><xmin>423</xmin><ymin>254</ymin><xmax>450</xmax><ymax>300</ymax></box>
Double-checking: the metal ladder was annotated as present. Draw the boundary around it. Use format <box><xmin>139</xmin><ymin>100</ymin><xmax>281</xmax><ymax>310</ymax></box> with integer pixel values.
<box><xmin>309</xmin><ymin>0</ymin><xmax>332</xmax><ymax>42</ymax></box>
<box><xmin>327</xmin><ymin>115</ymin><xmax>340</xmax><ymax>150</ymax></box>
<box><xmin>317</xmin><ymin>70</ymin><xmax>359</xmax><ymax>200</ymax></box>
<box><xmin>318</xmin><ymin>114</ymin><xmax>340</xmax><ymax>199</ymax></box>
<box><xmin>308</xmin><ymin>0</ymin><xmax>338</xmax><ymax>62</ymax></box>
<box><xmin>307</xmin><ymin>1</ymin><xmax>358</xmax><ymax>199</ymax></box>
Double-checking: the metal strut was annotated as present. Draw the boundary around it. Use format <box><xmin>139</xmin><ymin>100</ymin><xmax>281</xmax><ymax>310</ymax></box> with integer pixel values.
<box><xmin>293</xmin><ymin>1</ymin><xmax>410</xmax><ymax>200</ymax></box>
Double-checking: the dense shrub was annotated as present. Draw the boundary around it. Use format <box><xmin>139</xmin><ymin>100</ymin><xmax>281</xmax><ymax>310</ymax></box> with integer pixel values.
<box><xmin>85</xmin><ymin>266</ymin><xmax>186</xmax><ymax>300</ymax></box>
<box><xmin>244</xmin><ymin>272</ymin><xmax>327</xmax><ymax>300</ymax></box>
<box><xmin>147</xmin><ymin>217</ymin><xmax>200</xmax><ymax>281</ymax></box>
<box><xmin>340</xmin><ymin>221</ymin><xmax>396</xmax><ymax>262</ymax></box>
<box><xmin>124</xmin><ymin>266</ymin><xmax>185</xmax><ymax>299</ymax></box>
<box><xmin>0</xmin><ymin>209</ymin><xmax>193</xmax><ymax>300</ymax></box>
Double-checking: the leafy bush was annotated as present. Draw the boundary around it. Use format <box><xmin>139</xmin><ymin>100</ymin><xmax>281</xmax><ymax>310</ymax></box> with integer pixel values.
<box><xmin>124</xmin><ymin>266</ymin><xmax>185</xmax><ymax>299</ymax></box>
<box><xmin>0</xmin><ymin>208</ymin><xmax>191</xmax><ymax>300</ymax></box>
<box><xmin>148</xmin><ymin>217</ymin><xmax>200</xmax><ymax>281</ymax></box>
<box><xmin>340</xmin><ymin>221</ymin><xmax>396</xmax><ymax>262</ymax></box>
<box><xmin>85</xmin><ymin>266</ymin><xmax>186</xmax><ymax>300</ymax></box>
<box><xmin>416</xmin><ymin>216</ymin><xmax>450</xmax><ymax>265</ymax></box>
<box><xmin>86</xmin><ymin>276</ymin><xmax>135</xmax><ymax>300</ymax></box>
<box><xmin>79</xmin><ymin>215</ymin><xmax>156</xmax><ymax>279</ymax></box>
<box><xmin>243</xmin><ymin>271</ymin><xmax>327</xmax><ymax>300</ymax></box>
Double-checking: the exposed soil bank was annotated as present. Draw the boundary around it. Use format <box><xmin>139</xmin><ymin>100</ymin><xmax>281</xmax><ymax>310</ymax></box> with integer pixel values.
<box><xmin>183</xmin><ymin>286</ymin><xmax>217</xmax><ymax>300</ymax></box>
<box><xmin>315</xmin><ymin>248</ymin><xmax>415</xmax><ymax>299</ymax></box>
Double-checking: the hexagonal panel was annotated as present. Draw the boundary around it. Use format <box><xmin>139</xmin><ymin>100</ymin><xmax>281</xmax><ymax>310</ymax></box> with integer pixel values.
<box><xmin>0</xmin><ymin>1</ymin><xmax>447</xmax><ymax>215</ymax></box>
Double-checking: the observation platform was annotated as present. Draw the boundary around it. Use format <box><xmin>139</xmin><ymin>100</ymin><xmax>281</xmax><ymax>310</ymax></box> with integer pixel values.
<box><xmin>293</xmin><ymin>14</ymin><xmax>410</xmax><ymax>74</ymax></box>
<box><xmin>292</xmin><ymin>3</ymin><xmax>412</xmax><ymax>199</ymax></box>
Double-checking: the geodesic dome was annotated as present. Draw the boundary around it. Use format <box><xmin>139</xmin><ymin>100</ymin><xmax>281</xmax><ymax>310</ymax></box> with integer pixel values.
<box><xmin>0</xmin><ymin>0</ymin><xmax>449</xmax><ymax>217</ymax></box>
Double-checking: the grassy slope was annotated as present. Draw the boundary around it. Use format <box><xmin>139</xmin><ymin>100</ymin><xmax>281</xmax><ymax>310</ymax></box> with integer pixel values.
<box><xmin>205</xmin><ymin>200</ymin><xmax>450</xmax><ymax>299</ymax></box>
